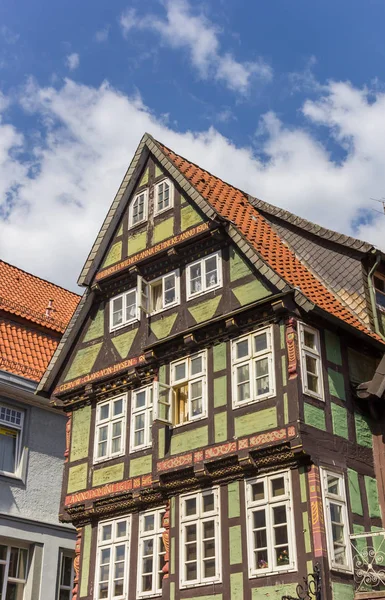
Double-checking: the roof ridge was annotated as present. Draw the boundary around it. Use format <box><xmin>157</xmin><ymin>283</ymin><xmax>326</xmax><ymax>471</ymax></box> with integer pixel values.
<box><xmin>0</xmin><ymin>259</ymin><xmax>81</xmax><ymax>298</ymax></box>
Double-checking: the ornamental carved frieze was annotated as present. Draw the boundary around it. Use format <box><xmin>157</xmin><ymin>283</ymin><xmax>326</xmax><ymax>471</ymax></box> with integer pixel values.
<box><xmin>161</xmin><ymin>501</ymin><xmax>170</xmax><ymax>580</ymax></box>
<box><xmin>72</xmin><ymin>527</ymin><xmax>82</xmax><ymax>600</ymax></box>
<box><xmin>286</xmin><ymin>317</ymin><xmax>298</xmax><ymax>379</ymax></box>
<box><xmin>64</xmin><ymin>413</ymin><xmax>72</xmax><ymax>463</ymax></box>
<box><xmin>308</xmin><ymin>465</ymin><xmax>327</xmax><ymax>557</ymax></box>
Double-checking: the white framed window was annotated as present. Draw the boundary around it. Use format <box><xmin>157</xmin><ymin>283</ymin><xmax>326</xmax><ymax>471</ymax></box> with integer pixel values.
<box><xmin>129</xmin><ymin>190</ymin><xmax>148</xmax><ymax>228</ymax></box>
<box><xmin>169</xmin><ymin>352</ymin><xmax>207</xmax><ymax>426</ymax></box>
<box><xmin>320</xmin><ymin>469</ymin><xmax>352</xmax><ymax>572</ymax></box>
<box><xmin>110</xmin><ymin>288</ymin><xmax>139</xmax><ymax>332</ymax></box>
<box><xmin>57</xmin><ymin>550</ymin><xmax>74</xmax><ymax>600</ymax></box>
<box><xmin>95</xmin><ymin>516</ymin><xmax>131</xmax><ymax>600</ymax></box>
<box><xmin>154</xmin><ymin>179</ymin><xmax>173</xmax><ymax>215</ymax></box>
<box><xmin>137</xmin><ymin>507</ymin><xmax>166</xmax><ymax>597</ymax></box>
<box><xmin>0</xmin><ymin>544</ymin><xmax>29</xmax><ymax>599</ymax></box>
<box><xmin>94</xmin><ymin>395</ymin><xmax>126</xmax><ymax>463</ymax></box>
<box><xmin>298</xmin><ymin>323</ymin><xmax>324</xmax><ymax>400</ymax></box>
<box><xmin>374</xmin><ymin>273</ymin><xmax>385</xmax><ymax>311</ymax></box>
<box><xmin>147</xmin><ymin>270</ymin><xmax>180</xmax><ymax>314</ymax></box>
<box><xmin>245</xmin><ymin>471</ymin><xmax>296</xmax><ymax>577</ymax></box>
<box><xmin>186</xmin><ymin>251</ymin><xmax>222</xmax><ymax>300</ymax></box>
<box><xmin>180</xmin><ymin>488</ymin><xmax>221</xmax><ymax>588</ymax></box>
<box><xmin>0</xmin><ymin>403</ymin><xmax>24</xmax><ymax>476</ymax></box>
<box><xmin>232</xmin><ymin>327</ymin><xmax>275</xmax><ymax>407</ymax></box>
<box><xmin>130</xmin><ymin>386</ymin><xmax>153</xmax><ymax>452</ymax></box>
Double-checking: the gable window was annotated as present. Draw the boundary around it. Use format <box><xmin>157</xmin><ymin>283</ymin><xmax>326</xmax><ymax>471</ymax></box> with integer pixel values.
<box><xmin>180</xmin><ymin>488</ymin><xmax>221</xmax><ymax>587</ymax></box>
<box><xmin>94</xmin><ymin>395</ymin><xmax>126</xmax><ymax>463</ymax></box>
<box><xmin>0</xmin><ymin>545</ymin><xmax>28</xmax><ymax>599</ymax></box>
<box><xmin>374</xmin><ymin>273</ymin><xmax>385</xmax><ymax>311</ymax></box>
<box><xmin>298</xmin><ymin>323</ymin><xmax>324</xmax><ymax>400</ymax></box>
<box><xmin>57</xmin><ymin>551</ymin><xmax>74</xmax><ymax>600</ymax></box>
<box><xmin>245</xmin><ymin>471</ymin><xmax>296</xmax><ymax>576</ymax></box>
<box><xmin>130</xmin><ymin>386</ymin><xmax>153</xmax><ymax>452</ymax></box>
<box><xmin>186</xmin><ymin>251</ymin><xmax>222</xmax><ymax>300</ymax></box>
<box><xmin>155</xmin><ymin>179</ymin><xmax>173</xmax><ymax>215</ymax></box>
<box><xmin>148</xmin><ymin>270</ymin><xmax>180</xmax><ymax>314</ymax></box>
<box><xmin>0</xmin><ymin>403</ymin><xmax>24</xmax><ymax>476</ymax></box>
<box><xmin>129</xmin><ymin>190</ymin><xmax>148</xmax><ymax>228</ymax></box>
<box><xmin>232</xmin><ymin>327</ymin><xmax>275</xmax><ymax>407</ymax></box>
<box><xmin>95</xmin><ymin>517</ymin><xmax>131</xmax><ymax>600</ymax></box>
<box><xmin>320</xmin><ymin>469</ymin><xmax>352</xmax><ymax>572</ymax></box>
<box><xmin>110</xmin><ymin>289</ymin><xmax>139</xmax><ymax>331</ymax></box>
<box><xmin>137</xmin><ymin>508</ymin><xmax>166</xmax><ymax>597</ymax></box>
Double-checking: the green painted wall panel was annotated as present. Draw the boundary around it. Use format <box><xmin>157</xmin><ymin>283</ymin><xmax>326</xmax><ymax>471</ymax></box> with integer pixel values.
<box><xmin>171</xmin><ymin>497</ymin><xmax>175</xmax><ymax>529</ymax></box>
<box><xmin>83</xmin><ymin>309</ymin><xmax>104</xmax><ymax>342</ymax></box>
<box><xmin>139</xmin><ymin>168</ymin><xmax>149</xmax><ymax>186</ymax></box>
<box><xmin>214</xmin><ymin>411</ymin><xmax>227</xmax><ymax>443</ymax></box>
<box><xmin>170</xmin><ymin>536</ymin><xmax>175</xmax><ymax>575</ymax></box>
<box><xmin>302</xmin><ymin>512</ymin><xmax>311</xmax><ymax>553</ymax></box>
<box><xmin>128</xmin><ymin>231</ymin><xmax>146</xmax><ymax>256</ymax></box>
<box><xmin>70</xmin><ymin>405</ymin><xmax>91</xmax><ymax>462</ymax></box>
<box><xmin>232</xmin><ymin>279</ymin><xmax>270</xmax><ymax>306</ymax></box>
<box><xmin>129</xmin><ymin>455</ymin><xmax>152</xmax><ymax>478</ymax></box>
<box><xmin>234</xmin><ymin>407</ymin><xmax>277</xmax><ymax>438</ymax></box>
<box><xmin>102</xmin><ymin>241</ymin><xmax>122</xmax><ymax>268</ymax></box>
<box><xmin>213</xmin><ymin>343</ymin><xmax>226</xmax><ymax>372</ymax></box>
<box><xmin>304</xmin><ymin>403</ymin><xmax>326</xmax><ymax>431</ymax></box>
<box><xmin>170</xmin><ymin>582</ymin><xmax>175</xmax><ymax>600</ymax></box>
<box><xmin>355</xmin><ymin>413</ymin><xmax>372</xmax><ymax>448</ymax></box>
<box><xmin>365</xmin><ymin>476</ymin><xmax>381</xmax><ymax>518</ymax></box>
<box><xmin>68</xmin><ymin>463</ymin><xmax>87</xmax><ymax>493</ymax></box>
<box><xmin>281</xmin><ymin>355</ymin><xmax>287</xmax><ymax>387</ymax></box>
<box><xmin>299</xmin><ymin>467</ymin><xmax>307</xmax><ymax>503</ymax></box>
<box><xmin>158</xmin><ymin>428</ymin><xmax>165</xmax><ymax>460</ymax></box>
<box><xmin>331</xmin><ymin>403</ymin><xmax>348</xmax><ymax>439</ymax></box>
<box><xmin>170</xmin><ymin>426</ymin><xmax>208</xmax><ymax>454</ymax></box>
<box><xmin>92</xmin><ymin>463</ymin><xmax>124</xmax><ymax>487</ymax></box>
<box><xmin>188</xmin><ymin>296</ymin><xmax>221</xmax><ymax>324</ymax></box>
<box><xmin>213</xmin><ymin>376</ymin><xmax>227</xmax><ymax>407</ymax></box>
<box><xmin>325</xmin><ymin>330</ymin><xmax>342</xmax><ymax>365</ymax></box>
<box><xmin>80</xmin><ymin>524</ymin><xmax>91</xmax><ymax>597</ymax></box>
<box><xmin>283</xmin><ymin>392</ymin><xmax>289</xmax><ymax>424</ymax></box>
<box><xmin>153</xmin><ymin>217</ymin><xmax>174</xmax><ymax>244</ymax></box>
<box><xmin>228</xmin><ymin>481</ymin><xmax>240</xmax><ymax>518</ymax></box>
<box><xmin>112</xmin><ymin>328</ymin><xmax>138</xmax><ymax>359</ymax></box>
<box><xmin>155</xmin><ymin>165</ymin><xmax>163</xmax><ymax>178</ymax></box>
<box><xmin>181</xmin><ymin>203</ymin><xmax>204</xmax><ymax>230</ymax></box>
<box><xmin>229</xmin><ymin>247</ymin><xmax>253</xmax><ymax>282</ymax></box>
<box><xmin>64</xmin><ymin>343</ymin><xmax>102</xmax><ymax>382</ymax></box>
<box><xmin>352</xmin><ymin>523</ymin><xmax>366</xmax><ymax>557</ymax></box>
<box><xmin>230</xmin><ymin>572</ymin><xmax>243</xmax><ymax>599</ymax></box>
<box><xmin>151</xmin><ymin>313</ymin><xmax>177</xmax><ymax>340</ymax></box>
<box><xmin>229</xmin><ymin>525</ymin><xmax>242</xmax><ymax>564</ymax></box>
<box><xmin>332</xmin><ymin>582</ymin><xmax>354</xmax><ymax>600</ymax></box>
<box><xmin>328</xmin><ymin>368</ymin><xmax>346</xmax><ymax>400</ymax></box>
<box><xmin>252</xmin><ymin>584</ymin><xmax>297</xmax><ymax>600</ymax></box>
<box><xmin>347</xmin><ymin>469</ymin><xmax>363</xmax><ymax>516</ymax></box>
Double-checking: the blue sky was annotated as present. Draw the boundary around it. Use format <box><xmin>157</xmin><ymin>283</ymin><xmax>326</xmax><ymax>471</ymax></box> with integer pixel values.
<box><xmin>1</xmin><ymin>0</ymin><xmax>385</xmax><ymax>290</ymax></box>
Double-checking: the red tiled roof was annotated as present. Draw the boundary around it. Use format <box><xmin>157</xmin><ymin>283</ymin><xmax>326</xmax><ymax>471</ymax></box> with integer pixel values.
<box><xmin>159</xmin><ymin>142</ymin><xmax>383</xmax><ymax>343</ymax></box>
<box><xmin>0</xmin><ymin>260</ymin><xmax>80</xmax><ymax>333</ymax></box>
<box><xmin>0</xmin><ymin>317</ymin><xmax>59</xmax><ymax>381</ymax></box>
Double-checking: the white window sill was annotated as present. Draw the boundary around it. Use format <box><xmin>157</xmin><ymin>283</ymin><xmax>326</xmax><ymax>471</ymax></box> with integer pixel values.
<box><xmin>233</xmin><ymin>393</ymin><xmax>275</xmax><ymax>409</ymax></box>
<box><xmin>172</xmin><ymin>414</ymin><xmax>207</xmax><ymax>429</ymax></box>
<box><xmin>110</xmin><ymin>319</ymin><xmax>139</xmax><ymax>333</ymax></box>
<box><xmin>0</xmin><ymin>470</ymin><xmax>23</xmax><ymax>481</ymax></box>
<box><xmin>180</xmin><ymin>578</ymin><xmax>222</xmax><ymax>589</ymax></box>
<box><xmin>249</xmin><ymin>566</ymin><xmax>297</xmax><ymax>578</ymax></box>
<box><xmin>128</xmin><ymin>219</ymin><xmax>147</xmax><ymax>230</ymax></box>
<box><xmin>129</xmin><ymin>445</ymin><xmax>152</xmax><ymax>454</ymax></box>
<box><xmin>93</xmin><ymin>452</ymin><xmax>126</xmax><ymax>466</ymax></box>
<box><xmin>187</xmin><ymin>284</ymin><xmax>222</xmax><ymax>302</ymax></box>
<box><xmin>150</xmin><ymin>302</ymin><xmax>179</xmax><ymax>316</ymax></box>
<box><xmin>154</xmin><ymin>205</ymin><xmax>173</xmax><ymax>217</ymax></box>
<box><xmin>303</xmin><ymin>390</ymin><xmax>325</xmax><ymax>402</ymax></box>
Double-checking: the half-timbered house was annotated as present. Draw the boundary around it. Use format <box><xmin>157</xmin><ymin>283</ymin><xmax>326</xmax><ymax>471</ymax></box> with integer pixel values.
<box><xmin>38</xmin><ymin>134</ymin><xmax>385</xmax><ymax>600</ymax></box>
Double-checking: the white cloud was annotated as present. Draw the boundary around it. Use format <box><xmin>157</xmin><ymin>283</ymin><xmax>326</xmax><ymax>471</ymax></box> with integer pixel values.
<box><xmin>120</xmin><ymin>0</ymin><xmax>272</xmax><ymax>94</ymax></box>
<box><xmin>1</xmin><ymin>78</ymin><xmax>385</xmax><ymax>291</ymax></box>
<box><xmin>95</xmin><ymin>26</ymin><xmax>110</xmax><ymax>43</ymax></box>
<box><xmin>0</xmin><ymin>26</ymin><xmax>19</xmax><ymax>45</ymax></box>
<box><xmin>65</xmin><ymin>53</ymin><xmax>80</xmax><ymax>71</ymax></box>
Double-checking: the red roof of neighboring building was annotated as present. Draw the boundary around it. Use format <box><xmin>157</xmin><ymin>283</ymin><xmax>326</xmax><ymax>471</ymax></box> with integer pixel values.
<box><xmin>159</xmin><ymin>142</ymin><xmax>383</xmax><ymax>343</ymax></box>
<box><xmin>0</xmin><ymin>260</ymin><xmax>80</xmax><ymax>381</ymax></box>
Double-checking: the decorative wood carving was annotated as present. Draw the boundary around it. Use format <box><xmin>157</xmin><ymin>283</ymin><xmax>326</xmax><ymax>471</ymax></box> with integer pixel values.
<box><xmin>72</xmin><ymin>527</ymin><xmax>82</xmax><ymax>600</ymax></box>
<box><xmin>161</xmin><ymin>501</ymin><xmax>170</xmax><ymax>580</ymax></box>
<box><xmin>308</xmin><ymin>465</ymin><xmax>327</xmax><ymax>557</ymax></box>
<box><xmin>286</xmin><ymin>317</ymin><xmax>298</xmax><ymax>379</ymax></box>
<box><xmin>64</xmin><ymin>413</ymin><xmax>72</xmax><ymax>463</ymax></box>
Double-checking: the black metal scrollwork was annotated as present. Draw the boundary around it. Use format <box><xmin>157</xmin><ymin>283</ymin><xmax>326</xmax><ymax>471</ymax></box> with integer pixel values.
<box><xmin>282</xmin><ymin>563</ymin><xmax>322</xmax><ymax>600</ymax></box>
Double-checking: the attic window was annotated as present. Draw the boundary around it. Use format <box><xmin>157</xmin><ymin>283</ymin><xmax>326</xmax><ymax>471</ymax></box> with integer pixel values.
<box><xmin>155</xmin><ymin>179</ymin><xmax>173</xmax><ymax>215</ymax></box>
<box><xmin>129</xmin><ymin>190</ymin><xmax>148</xmax><ymax>228</ymax></box>
<box><xmin>374</xmin><ymin>273</ymin><xmax>385</xmax><ymax>311</ymax></box>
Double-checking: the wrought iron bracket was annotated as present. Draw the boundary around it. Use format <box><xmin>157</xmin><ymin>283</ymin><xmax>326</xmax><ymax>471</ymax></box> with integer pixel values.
<box><xmin>282</xmin><ymin>563</ymin><xmax>322</xmax><ymax>600</ymax></box>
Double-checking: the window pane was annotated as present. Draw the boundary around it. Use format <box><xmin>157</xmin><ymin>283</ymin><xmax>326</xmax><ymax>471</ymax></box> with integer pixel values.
<box><xmin>113</xmin><ymin>399</ymin><xmax>123</xmax><ymax>416</ymax></box>
<box><xmin>273</xmin><ymin>505</ymin><xmax>287</xmax><ymax>525</ymax></box>
<box><xmin>190</xmin><ymin>264</ymin><xmax>202</xmax><ymax>294</ymax></box>
<box><xmin>190</xmin><ymin>355</ymin><xmax>203</xmax><ymax>376</ymax></box>
<box><xmin>204</xmin><ymin>559</ymin><xmax>215</xmax><ymax>578</ymax></box>
<box><xmin>186</xmin><ymin>543</ymin><xmax>197</xmax><ymax>561</ymax></box>
<box><xmin>254</xmin><ymin>332</ymin><xmax>267</xmax><ymax>353</ymax></box>
<box><xmin>174</xmin><ymin>363</ymin><xmax>186</xmax><ymax>382</ymax></box>
<box><xmin>276</xmin><ymin>546</ymin><xmax>290</xmax><ymax>566</ymax></box>
<box><xmin>5</xmin><ymin>582</ymin><xmax>24</xmax><ymax>600</ymax></box>
<box><xmin>205</xmin><ymin>256</ymin><xmax>218</xmax><ymax>288</ymax></box>
<box><xmin>164</xmin><ymin>274</ymin><xmax>176</xmax><ymax>306</ymax></box>
<box><xmin>126</xmin><ymin>291</ymin><xmax>136</xmax><ymax>320</ymax></box>
<box><xmin>116</xmin><ymin>521</ymin><xmax>127</xmax><ymax>538</ymax></box>
<box><xmin>144</xmin><ymin>515</ymin><xmax>154</xmax><ymax>532</ymax></box>
<box><xmin>203</xmin><ymin>493</ymin><xmax>215</xmax><ymax>513</ymax></box>
<box><xmin>271</xmin><ymin>477</ymin><xmax>285</xmax><ymax>498</ymax></box>
<box><xmin>101</xmin><ymin>525</ymin><xmax>112</xmax><ymax>542</ymax></box>
<box><xmin>236</xmin><ymin>339</ymin><xmax>249</xmax><ymax>359</ymax></box>
<box><xmin>203</xmin><ymin>520</ymin><xmax>215</xmax><ymax>538</ymax></box>
<box><xmin>327</xmin><ymin>475</ymin><xmax>340</xmax><ymax>496</ymax></box>
<box><xmin>151</xmin><ymin>281</ymin><xmax>163</xmax><ymax>312</ymax></box>
<box><xmin>0</xmin><ymin>430</ymin><xmax>17</xmax><ymax>473</ymax></box>
<box><xmin>253</xmin><ymin>509</ymin><xmax>266</xmax><ymax>529</ymax></box>
<box><xmin>251</xmin><ymin>482</ymin><xmax>265</xmax><ymax>502</ymax></box>
<box><xmin>186</xmin><ymin>562</ymin><xmax>197</xmax><ymax>580</ymax></box>
<box><xmin>100</xmin><ymin>404</ymin><xmax>109</xmax><ymax>420</ymax></box>
<box><xmin>304</xmin><ymin>330</ymin><xmax>316</xmax><ymax>349</ymax></box>
<box><xmin>255</xmin><ymin>549</ymin><xmax>269</xmax><ymax>570</ymax></box>
<box><xmin>112</xmin><ymin>297</ymin><xmax>123</xmax><ymax>327</ymax></box>
<box><xmin>185</xmin><ymin>498</ymin><xmax>196</xmax><ymax>517</ymax></box>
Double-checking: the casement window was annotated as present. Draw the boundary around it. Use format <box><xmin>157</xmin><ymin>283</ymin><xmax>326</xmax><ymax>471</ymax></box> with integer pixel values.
<box><xmin>0</xmin><ymin>544</ymin><xmax>28</xmax><ymax>599</ymax></box>
<box><xmin>110</xmin><ymin>288</ymin><xmax>139</xmax><ymax>331</ymax></box>
<box><xmin>0</xmin><ymin>403</ymin><xmax>24</xmax><ymax>476</ymax></box>
<box><xmin>186</xmin><ymin>251</ymin><xmax>222</xmax><ymax>300</ymax></box>
<box><xmin>137</xmin><ymin>508</ymin><xmax>166</xmax><ymax>597</ymax></box>
<box><xmin>320</xmin><ymin>469</ymin><xmax>352</xmax><ymax>572</ymax></box>
<box><xmin>155</xmin><ymin>179</ymin><xmax>173</xmax><ymax>215</ymax></box>
<box><xmin>232</xmin><ymin>326</ymin><xmax>275</xmax><ymax>407</ymax></box>
<box><xmin>57</xmin><ymin>551</ymin><xmax>74</xmax><ymax>600</ymax></box>
<box><xmin>298</xmin><ymin>323</ymin><xmax>324</xmax><ymax>400</ymax></box>
<box><xmin>130</xmin><ymin>386</ymin><xmax>153</xmax><ymax>452</ymax></box>
<box><xmin>245</xmin><ymin>471</ymin><xmax>296</xmax><ymax>576</ymax></box>
<box><xmin>374</xmin><ymin>273</ymin><xmax>385</xmax><ymax>311</ymax></box>
<box><xmin>95</xmin><ymin>517</ymin><xmax>131</xmax><ymax>600</ymax></box>
<box><xmin>147</xmin><ymin>270</ymin><xmax>180</xmax><ymax>314</ymax></box>
<box><xmin>94</xmin><ymin>395</ymin><xmax>126</xmax><ymax>463</ymax></box>
<box><xmin>129</xmin><ymin>190</ymin><xmax>148</xmax><ymax>228</ymax></box>
<box><xmin>170</xmin><ymin>352</ymin><xmax>207</xmax><ymax>425</ymax></box>
<box><xmin>180</xmin><ymin>488</ymin><xmax>221</xmax><ymax>587</ymax></box>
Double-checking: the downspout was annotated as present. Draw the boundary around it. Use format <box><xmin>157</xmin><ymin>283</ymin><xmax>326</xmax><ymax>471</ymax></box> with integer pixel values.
<box><xmin>368</xmin><ymin>252</ymin><xmax>383</xmax><ymax>337</ymax></box>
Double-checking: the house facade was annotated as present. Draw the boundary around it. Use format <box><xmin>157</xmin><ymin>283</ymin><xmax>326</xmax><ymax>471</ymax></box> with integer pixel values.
<box><xmin>0</xmin><ymin>260</ymin><xmax>79</xmax><ymax>599</ymax></box>
<box><xmin>39</xmin><ymin>134</ymin><xmax>385</xmax><ymax>600</ymax></box>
